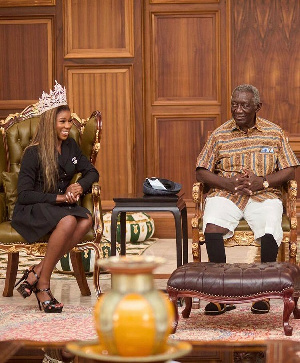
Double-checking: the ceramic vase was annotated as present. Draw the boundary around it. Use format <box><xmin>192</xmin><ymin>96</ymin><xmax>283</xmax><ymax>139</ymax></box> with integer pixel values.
<box><xmin>94</xmin><ymin>256</ymin><xmax>175</xmax><ymax>357</ymax></box>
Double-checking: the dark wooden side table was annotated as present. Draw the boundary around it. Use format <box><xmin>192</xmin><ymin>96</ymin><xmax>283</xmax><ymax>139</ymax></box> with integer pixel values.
<box><xmin>110</xmin><ymin>194</ymin><xmax>188</xmax><ymax>267</ymax></box>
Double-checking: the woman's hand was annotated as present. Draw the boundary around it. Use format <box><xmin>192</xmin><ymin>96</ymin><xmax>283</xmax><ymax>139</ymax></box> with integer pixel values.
<box><xmin>65</xmin><ymin>183</ymin><xmax>83</xmax><ymax>203</ymax></box>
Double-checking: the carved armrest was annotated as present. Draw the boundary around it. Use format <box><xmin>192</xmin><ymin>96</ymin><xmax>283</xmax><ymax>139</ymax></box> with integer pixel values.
<box><xmin>91</xmin><ymin>182</ymin><xmax>103</xmax><ymax>244</ymax></box>
<box><xmin>80</xmin><ymin>182</ymin><xmax>103</xmax><ymax>244</ymax></box>
<box><xmin>285</xmin><ymin>180</ymin><xmax>297</xmax><ymax>231</ymax></box>
<box><xmin>191</xmin><ymin>182</ymin><xmax>205</xmax><ymax>228</ymax></box>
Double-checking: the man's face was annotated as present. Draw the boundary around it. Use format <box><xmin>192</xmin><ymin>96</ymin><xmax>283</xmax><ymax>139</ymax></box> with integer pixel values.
<box><xmin>231</xmin><ymin>90</ymin><xmax>261</xmax><ymax>131</ymax></box>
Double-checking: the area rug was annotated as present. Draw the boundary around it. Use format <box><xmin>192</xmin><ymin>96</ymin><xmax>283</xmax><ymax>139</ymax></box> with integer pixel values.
<box><xmin>1</xmin><ymin>302</ymin><xmax>300</xmax><ymax>342</ymax></box>
<box><xmin>0</xmin><ymin>239</ymin><xmax>157</xmax><ymax>279</ymax></box>
<box><xmin>0</xmin><ymin>304</ymin><xmax>97</xmax><ymax>342</ymax></box>
<box><xmin>171</xmin><ymin>302</ymin><xmax>300</xmax><ymax>342</ymax></box>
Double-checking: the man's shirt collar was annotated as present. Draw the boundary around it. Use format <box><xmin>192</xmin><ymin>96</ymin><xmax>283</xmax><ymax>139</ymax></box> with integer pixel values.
<box><xmin>231</xmin><ymin>116</ymin><xmax>263</xmax><ymax>132</ymax></box>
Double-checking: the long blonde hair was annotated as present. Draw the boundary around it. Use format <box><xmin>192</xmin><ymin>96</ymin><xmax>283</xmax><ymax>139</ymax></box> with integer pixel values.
<box><xmin>30</xmin><ymin>105</ymin><xmax>70</xmax><ymax>192</ymax></box>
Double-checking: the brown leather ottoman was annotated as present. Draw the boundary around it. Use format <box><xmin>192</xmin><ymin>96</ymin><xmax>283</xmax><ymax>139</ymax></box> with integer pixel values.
<box><xmin>167</xmin><ymin>262</ymin><xmax>300</xmax><ymax>336</ymax></box>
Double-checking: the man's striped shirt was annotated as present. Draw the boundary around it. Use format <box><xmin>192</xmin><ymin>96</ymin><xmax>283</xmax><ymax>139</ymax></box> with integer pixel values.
<box><xmin>196</xmin><ymin>117</ymin><xmax>299</xmax><ymax>209</ymax></box>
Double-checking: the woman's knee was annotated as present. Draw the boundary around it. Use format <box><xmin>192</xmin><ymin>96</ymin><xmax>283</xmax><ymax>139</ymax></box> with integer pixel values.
<box><xmin>77</xmin><ymin>215</ymin><xmax>93</xmax><ymax>232</ymax></box>
<box><xmin>57</xmin><ymin>215</ymin><xmax>77</xmax><ymax>232</ymax></box>
<box><xmin>85</xmin><ymin>215</ymin><xmax>93</xmax><ymax>230</ymax></box>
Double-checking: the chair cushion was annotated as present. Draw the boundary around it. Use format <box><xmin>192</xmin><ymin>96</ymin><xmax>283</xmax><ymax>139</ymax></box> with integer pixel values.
<box><xmin>2</xmin><ymin>172</ymin><xmax>18</xmax><ymax>220</ymax></box>
<box><xmin>0</xmin><ymin>221</ymin><xmax>95</xmax><ymax>244</ymax></box>
<box><xmin>281</xmin><ymin>215</ymin><xmax>291</xmax><ymax>231</ymax></box>
<box><xmin>103</xmin><ymin>212</ymin><xmax>155</xmax><ymax>242</ymax></box>
<box><xmin>0</xmin><ymin>221</ymin><xmax>29</xmax><ymax>243</ymax></box>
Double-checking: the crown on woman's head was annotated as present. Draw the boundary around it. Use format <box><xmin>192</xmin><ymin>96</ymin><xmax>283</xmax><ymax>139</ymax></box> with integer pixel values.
<box><xmin>37</xmin><ymin>80</ymin><xmax>68</xmax><ymax>115</ymax></box>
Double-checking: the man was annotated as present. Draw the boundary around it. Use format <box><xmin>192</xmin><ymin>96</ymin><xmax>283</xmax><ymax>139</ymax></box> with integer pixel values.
<box><xmin>196</xmin><ymin>84</ymin><xmax>299</xmax><ymax>315</ymax></box>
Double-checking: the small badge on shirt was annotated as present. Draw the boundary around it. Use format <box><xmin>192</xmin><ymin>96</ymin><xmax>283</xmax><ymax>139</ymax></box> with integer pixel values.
<box><xmin>72</xmin><ymin>157</ymin><xmax>78</xmax><ymax>164</ymax></box>
<box><xmin>260</xmin><ymin>147</ymin><xmax>274</xmax><ymax>153</ymax></box>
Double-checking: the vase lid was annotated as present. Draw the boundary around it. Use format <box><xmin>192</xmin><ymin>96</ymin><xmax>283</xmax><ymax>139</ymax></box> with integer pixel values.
<box><xmin>97</xmin><ymin>256</ymin><xmax>165</xmax><ymax>274</ymax></box>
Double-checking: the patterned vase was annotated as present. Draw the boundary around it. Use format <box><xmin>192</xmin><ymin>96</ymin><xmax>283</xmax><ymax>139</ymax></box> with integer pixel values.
<box><xmin>94</xmin><ymin>256</ymin><xmax>175</xmax><ymax>357</ymax></box>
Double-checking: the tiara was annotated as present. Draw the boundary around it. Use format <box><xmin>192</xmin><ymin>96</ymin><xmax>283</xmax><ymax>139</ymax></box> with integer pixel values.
<box><xmin>37</xmin><ymin>80</ymin><xmax>68</xmax><ymax>115</ymax></box>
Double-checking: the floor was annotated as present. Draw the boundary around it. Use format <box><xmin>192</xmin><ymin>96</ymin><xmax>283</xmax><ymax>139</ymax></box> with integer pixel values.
<box><xmin>0</xmin><ymin>239</ymin><xmax>261</xmax><ymax>308</ymax></box>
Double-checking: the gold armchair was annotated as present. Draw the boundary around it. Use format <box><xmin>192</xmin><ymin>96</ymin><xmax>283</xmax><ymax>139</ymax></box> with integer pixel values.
<box><xmin>191</xmin><ymin>180</ymin><xmax>298</xmax><ymax>264</ymax></box>
<box><xmin>0</xmin><ymin>105</ymin><xmax>104</xmax><ymax>297</ymax></box>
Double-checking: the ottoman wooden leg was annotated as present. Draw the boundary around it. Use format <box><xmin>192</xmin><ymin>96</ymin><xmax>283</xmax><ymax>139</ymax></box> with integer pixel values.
<box><xmin>182</xmin><ymin>297</ymin><xmax>192</xmax><ymax>318</ymax></box>
<box><xmin>283</xmin><ymin>295</ymin><xmax>295</xmax><ymax>336</ymax></box>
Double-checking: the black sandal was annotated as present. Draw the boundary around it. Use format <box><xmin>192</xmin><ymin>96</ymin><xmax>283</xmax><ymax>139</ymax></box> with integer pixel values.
<box><xmin>251</xmin><ymin>299</ymin><xmax>270</xmax><ymax>314</ymax></box>
<box><xmin>204</xmin><ymin>302</ymin><xmax>236</xmax><ymax>315</ymax></box>
<box><xmin>34</xmin><ymin>288</ymin><xmax>63</xmax><ymax>313</ymax></box>
<box><xmin>15</xmin><ymin>267</ymin><xmax>39</xmax><ymax>298</ymax></box>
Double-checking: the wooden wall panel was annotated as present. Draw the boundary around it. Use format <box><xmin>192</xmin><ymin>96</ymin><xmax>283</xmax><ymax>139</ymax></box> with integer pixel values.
<box><xmin>0</xmin><ymin>19</ymin><xmax>53</xmax><ymax>110</ymax></box>
<box><xmin>230</xmin><ymin>0</ymin><xmax>300</xmax><ymax>134</ymax></box>
<box><xmin>152</xmin><ymin>11</ymin><xmax>220</xmax><ymax>104</ymax></box>
<box><xmin>65</xmin><ymin>67</ymin><xmax>134</xmax><ymax>200</ymax></box>
<box><xmin>151</xmin><ymin>1</ymin><xmax>219</xmax><ymax>3</ymax></box>
<box><xmin>64</xmin><ymin>0</ymin><xmax>134</xmax><ymax>58</ymax></box>
<box><xmin>145</xmin><ymin>0</ymin><xmax>228</xmax><ymax>199</ymax></box>
<box><xmin>231</xmin><ymin>0</ymin><xmax>300</xmax><ymax>198</ymax></box>
<box><xmin>153</xmin><ymin>115</ymin><xmax>218</xmax><ymax>196</ymax></box>
<box><xmin>0</xmin><ymin>0</ymin><xmax>55</xmax><ymax>6</ymax></box>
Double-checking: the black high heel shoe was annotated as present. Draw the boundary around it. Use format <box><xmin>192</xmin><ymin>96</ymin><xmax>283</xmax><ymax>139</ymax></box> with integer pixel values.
<box><xmin>15</xmin><ymin>267</ymin><xmax>39</xmax><ymax>298</ymax></box>
<box><xmin>34</xmin><ymin>288</ymin><xmax>63</xmax><ymax>313</ymax></box>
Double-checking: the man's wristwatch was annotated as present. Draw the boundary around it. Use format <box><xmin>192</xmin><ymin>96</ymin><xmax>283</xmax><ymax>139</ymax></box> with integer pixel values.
<box><xmin>262</xmin><ymin>177</ymin><xmax>269</xmax><ymax>189</ymax></box>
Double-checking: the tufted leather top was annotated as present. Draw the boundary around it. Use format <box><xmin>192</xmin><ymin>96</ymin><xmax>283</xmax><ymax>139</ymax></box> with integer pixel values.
<box><xmin>167</xmin><ymin>262</ymin><xmax>300</xmax><ymax>297</ymax></box>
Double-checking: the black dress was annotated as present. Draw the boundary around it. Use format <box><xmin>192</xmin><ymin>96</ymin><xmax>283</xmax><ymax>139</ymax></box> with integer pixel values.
<box><xmin>11</xmin><ymin>138</ymin><xmax>99</xmax><ymax>243</ymax></box>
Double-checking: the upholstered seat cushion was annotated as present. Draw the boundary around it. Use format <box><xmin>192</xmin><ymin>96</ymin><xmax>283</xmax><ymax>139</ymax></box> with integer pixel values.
<box><xmin>167</xmin><ymin>262</ymin><xmax>300</xmax><ymax>297</ymax></box>
<box><xmin>0</xmin><ymin>221</ymin><xmax>95</xmax><ymax>244</ymax></box>
<box><xmin>199</xmin><ymin>214</ymin><xmax>290</xmax><ymax>232</ymax></box>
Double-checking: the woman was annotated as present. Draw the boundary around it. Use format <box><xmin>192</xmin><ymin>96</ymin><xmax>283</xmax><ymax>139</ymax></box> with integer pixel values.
<box><xmin>11</xmin><ymin>82</ymin><xmax>99</xmax><ymax>313</ymax></box>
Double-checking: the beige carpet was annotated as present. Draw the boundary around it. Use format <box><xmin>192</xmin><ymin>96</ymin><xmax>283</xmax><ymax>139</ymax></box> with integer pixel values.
<box><xmin>1</xmin><ymin>300</ymin><xmax>298</xmax><ymax>343</ymax></box>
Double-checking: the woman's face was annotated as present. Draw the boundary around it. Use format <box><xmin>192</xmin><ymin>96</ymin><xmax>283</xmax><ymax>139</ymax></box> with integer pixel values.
<box><xmin>56</xmin><ymin>110</ymin><xmax>72</xmax><ymax>142</ymax></box>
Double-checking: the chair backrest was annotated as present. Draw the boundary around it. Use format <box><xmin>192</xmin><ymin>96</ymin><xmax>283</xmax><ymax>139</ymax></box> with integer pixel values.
<box><xmin>0</xmin><ymin>107</ymin><xmax>102</xmax><ymax>191</ymax></box>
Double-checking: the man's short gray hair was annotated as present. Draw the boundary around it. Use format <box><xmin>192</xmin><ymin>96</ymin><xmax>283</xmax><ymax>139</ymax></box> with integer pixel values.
<box><xmin>232</xmin><ymin>84</ymin><xmax>261</xmax><ymax>105</ymax></box>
